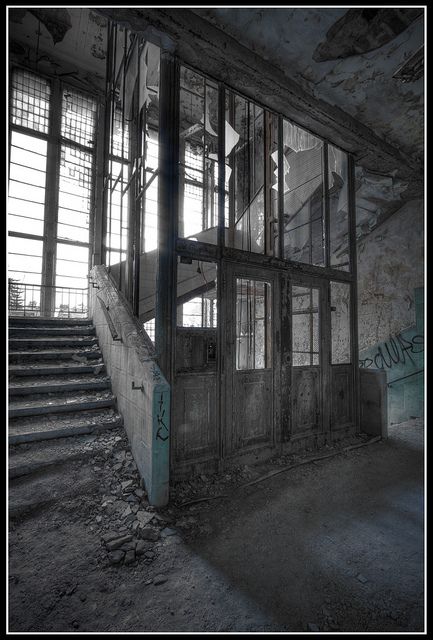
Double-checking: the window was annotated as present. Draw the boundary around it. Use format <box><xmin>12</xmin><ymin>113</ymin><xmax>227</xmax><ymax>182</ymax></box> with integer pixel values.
<box><xmin>179</xmin><ymin>66</ymin><xmax>219</xmax><ymax>243</ymax></box>
<box><xmin>292</xmin><ymin>286</ymin><xmax>320</xmax><ymax>366</ymax></box>
<box><xmin>8</xmin><ymin>131</ymin><xmax>47</xmax><ymax>237</ymax></box>
<box><xmin>8</xmin><ymin>68</ymin><xmax>97</xmax><ymax>318</ymax></box>
<box><xmin>236</xmin><ymin>278</ymin><xmax>272</xmax><ymax>370</ymax></box>
<box><xmin>177</xmin><ymin>260</ymin><xmax>217</xmax><ymax>328</ymax></box>
<box><xmin>328</xmin><ymin>145</ymin><xmax>350</xmax><ymax>270</ymax></box>
<box><xmin>283</xmin><ymin>121</ymin><xmax>325</xmax><ymax>266</ymax></box>
<box><xmin>11</xmin><ymin>69</ymin><xmax>50</xmax><ymax>134</ymax></box>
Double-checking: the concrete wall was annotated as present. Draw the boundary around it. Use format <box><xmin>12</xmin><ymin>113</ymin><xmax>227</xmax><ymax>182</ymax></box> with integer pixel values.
<box><xmin>357</xmin><ymin>199</ymin><xmax>424</xmax><ymax>424</ymax></box>
<box><xmin>357</xmin><ymin>198</ymin><xmax>424</xmax><ymax>350</ymax></box>
<box><xmin>89</xmin><ymin>265</ymin><xmax>170</xmax><ymax>506</ymax></box>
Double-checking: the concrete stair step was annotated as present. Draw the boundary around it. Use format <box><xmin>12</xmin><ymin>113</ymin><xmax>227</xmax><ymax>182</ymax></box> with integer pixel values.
<box><xmin>9</xmin><ymin>428</ymin><xmax>123</xmax><ymax>478</ymax></box>
<box><xmin>9</xmin><ymin>317</ymin><xmax>91</xmax><ymax>327</ymax></box>
<box><xmin>8</xmin><ymin>409</ymin><xmax>123</xmax><ymax>445</ymax></box>
<box><xmin>9</xmin><ymin>376</ymin><xmax>111</xmax><ymax>396</ymax></box>
<box><xmin>9</xmin><ymin>326</ymin><xmax>96</xmax><ymax>337</ymax></box>
<box><xmin>9</xmin><ymin>362</ymin><xmax>106</xmax><ymax>377</ymax></box>
<box><xmin>9</xmin><ymin>392</ymin><xmax>117</xmax><ymax>418</ymax></box>
<box><xmin>9</xmin><ymin>336</ymin><xmax>99</xmax><ymax>349</ymax></box>
<box><xmin>9</xmin><ymin>349</ymin><xmax>102</xmax><ymax>363</ymax></box>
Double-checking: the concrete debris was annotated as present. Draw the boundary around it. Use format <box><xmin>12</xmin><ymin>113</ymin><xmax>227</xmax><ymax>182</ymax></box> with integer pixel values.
<box><xmin>108</xmin><ymin>550</ymin><xmax>125</xmax><ymax>565</ymax></box>
<box><xmin>105</xmin><ymin>535</ymin><xmax>133</xmax><ymax>551</ymax></box>
<box><xmin>161</xmin><ymin>527</ymin><xmax>177</xmax><ymax>537</ymax></box>
<box><xmin>135</xmin><ymin>540</ymin><xmax>147</xmax><ymax>556</ymax></box>
<box><xmin>136</xmin><ymin>511</ymin><xmax>154</xmax><ymax>527</ymax></box>
<box><xmin>153</xmin><ymin>575</ymin><xmax>167</xmax><ymax>586</ymax></box>
<box><xmin>139</xmin><ymin>527</ymin><xmax>160</xmax><ymax>542</ymax></box>
<box><xmin>121</xmin><ymin>506</ymin><xmax>132</xmax><ymax>519</ymax></box>
<box><xmin>124</xmin><ymin>550</ymin><xmax>136</xmax><ymax>566</ymax></box>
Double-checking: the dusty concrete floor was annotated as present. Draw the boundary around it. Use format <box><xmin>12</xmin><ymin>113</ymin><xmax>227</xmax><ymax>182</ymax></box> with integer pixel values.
<box><xmin>8</xmin><ymin>419</ymin><xmax>424</xmax><ymax>632</ymax></box>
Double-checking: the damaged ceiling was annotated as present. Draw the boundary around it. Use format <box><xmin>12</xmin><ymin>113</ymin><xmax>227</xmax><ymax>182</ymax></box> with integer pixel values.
<box><xmin>8</xmin><ymin>7</ymin><xmax>107</xmax><ymax>93</ymax></box>
<box><xmin>191</xmin><ymin>7</ymin><xmax>424</xmax><ymax>236</ymax></box>
<box><xmin>8</xmin><ymin>7</ymin><xmax>425</xmax><ymax>238</ymax></box>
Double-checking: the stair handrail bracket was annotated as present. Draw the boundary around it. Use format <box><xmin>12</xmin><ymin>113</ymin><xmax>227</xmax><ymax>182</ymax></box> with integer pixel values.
<box><xmin>89</xmin><ymin>265</ymin><xmax>170</xmax><ymax>507</ymax></box>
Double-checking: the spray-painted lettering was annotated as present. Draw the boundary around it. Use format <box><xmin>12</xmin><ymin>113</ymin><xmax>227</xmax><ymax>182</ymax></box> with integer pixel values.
<box><xmin>359</xmin><ymin>333</ymin><xmax>424</xmax><ymax>370</ymax></box>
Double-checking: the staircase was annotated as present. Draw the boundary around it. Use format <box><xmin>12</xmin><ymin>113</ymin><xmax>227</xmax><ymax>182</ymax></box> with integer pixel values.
<box><xmin>8</xmin><ymin>316</ymin><xmax>123</xmax><ymax>445</ymax></box>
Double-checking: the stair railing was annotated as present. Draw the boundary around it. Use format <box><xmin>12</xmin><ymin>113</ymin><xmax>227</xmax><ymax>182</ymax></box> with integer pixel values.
<box><xmin>8</xmin><ymin>282</ymin><xmax>89</xmax><ymax>318</ymax></box>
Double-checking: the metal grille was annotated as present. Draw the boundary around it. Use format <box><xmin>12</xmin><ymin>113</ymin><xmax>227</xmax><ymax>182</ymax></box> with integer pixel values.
<box><xmin>11</xmin><ymin>69</ymin><xmax>51</xmax><ymax>134</ymax></box>
<box><xmin>61</xmin><ymin>88</ymin><xmax>97</xmax><ymax>148</ymax></box>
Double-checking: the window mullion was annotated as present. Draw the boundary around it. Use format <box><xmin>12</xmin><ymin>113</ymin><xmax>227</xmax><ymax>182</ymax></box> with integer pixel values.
<box><xmin>41</xmin><ymin>77</ymin><xmax>62</xmax><ymax>315</ymax></box>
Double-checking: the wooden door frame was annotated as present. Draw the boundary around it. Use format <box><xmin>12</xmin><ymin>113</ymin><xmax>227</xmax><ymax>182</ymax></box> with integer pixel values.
<box><xmin>223</xmin><ymin>259</ymin><xmax>281</xmax><ymax>462</ymax></box>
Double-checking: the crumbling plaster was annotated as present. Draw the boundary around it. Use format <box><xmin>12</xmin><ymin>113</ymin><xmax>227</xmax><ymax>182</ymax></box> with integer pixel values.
<box><xmin>357</xmin><ymin>199</ymin><xmax>424</xmax><ymax>351</ymax></box>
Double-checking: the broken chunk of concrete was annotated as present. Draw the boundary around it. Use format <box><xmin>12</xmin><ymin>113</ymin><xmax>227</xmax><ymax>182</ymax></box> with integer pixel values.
<box><xmin>124</xmin><ymin>550</ymin><xmax>136</xmax><ymax>566</ymax></box>
<box><xmin>105</xmin><ymin>534</ymin><xmax>133</xmax><ymax>551</ymax></box>
<box><xmin>139</xmin><ymin>526</ymin><xmax>160</xmax><ymax>542</ymax></box>
<box><xmin>108</xmin><ymin>550</ymin><xmax>125</xmax><ymax>565</ymax></box>
<box><xmin>136</xmin><ymin>511</ymin><xmax>154</xmax><ymax>528</ymax></box>
<box><xmin>135</xmin><ymin>540</ymin><xmax>147</xmax><ymax>556</ymax></box>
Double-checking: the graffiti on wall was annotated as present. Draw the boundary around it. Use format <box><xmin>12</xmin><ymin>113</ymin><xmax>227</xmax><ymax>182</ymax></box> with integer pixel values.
<box><xmin>359</xmin><ymin>332</ymin><xmax>424</xmax><ymax>370</ymax></box>
<box><xmin>155</xmin><ymin>391</ymin><xmax>169</xmax><ymax>442</ymax></box>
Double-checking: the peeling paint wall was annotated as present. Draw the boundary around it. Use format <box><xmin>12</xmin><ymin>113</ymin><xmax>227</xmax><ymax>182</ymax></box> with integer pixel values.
<box><xmin>357</xmin><ymin>198</ymin><xmax>424</xmax><ymax>350</ymax></box>
<box><xmin>357</xmin><ymin>198</ymin><xmax>424</xmax><ymax>424</ymax></box>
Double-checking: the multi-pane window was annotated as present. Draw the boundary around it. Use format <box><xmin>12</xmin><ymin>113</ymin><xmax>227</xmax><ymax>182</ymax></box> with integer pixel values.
<box><xmin>179</xmin><ymin>66</ymin><xmax>219</xmax><ymax>243</ymax></box>
<box><xmin>8</xmin><ymin>132</ymin><xmax>47</xmax><ymax>238</ymax></box>
<box><xmin>292</xmin><ymin>286</ymin><xmax>320</xmax><ymax>366</ymax></box>
<box><xmin>56</xmin><ymin>87</ymin><xmax>96</xmax><ymax>291</ymax></box>
<box><xmin>236</xmin><ymin>278</ymin><xmax>272</xmax><ymax>370</ymax></box>
<box><xmin>11</xmin><ymin>70</ymin><xmax>51</xmax><ymax>134</ymax></box>
<box><xmin>8</xmin><ymin>68</ymin><xmax>97</xmax><ymax>317</ymax></box>
<box><xmin>104</xmin><ymin>26</ymin><xmax>161</xmax><ymax>321</ymax></box>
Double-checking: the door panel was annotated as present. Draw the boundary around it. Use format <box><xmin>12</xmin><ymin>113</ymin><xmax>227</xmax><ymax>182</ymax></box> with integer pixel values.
<box><xmin>233</xmin><ymin>370</ymin><xmax>273</xmax><ymax>450</ymax></box>
<box><xmin>226</xmin><ymin>265</ymin><xmax>278</xmax><ymax>457</ymax></box>
<box><xmin>173</xmin><ymin>372</ymin><xmax>218</xmax><ymax>463</ymax></box>
<box><xmin>331</xmin><ymin>365</ymin><xmax>354</xmax><ymax>430</ymax></box>
<box><xmin>292</xmin><ymin>368</ymin><xmax>320</xmax><ymax>435</ymax></box>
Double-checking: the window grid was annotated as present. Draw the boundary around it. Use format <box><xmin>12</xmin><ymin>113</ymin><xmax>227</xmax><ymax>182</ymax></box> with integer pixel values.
<box><xmin>11</xmin><ymin>69</ymin><xmax>51</xmax><ymax>134</ymax></box>
<box><xmin>61</xmin><ymin>88</ymin><xmax>97</xmax><ymax>148</ymax></box>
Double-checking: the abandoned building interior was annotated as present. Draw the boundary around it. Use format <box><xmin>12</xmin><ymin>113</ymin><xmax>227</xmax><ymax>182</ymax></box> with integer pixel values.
<box><xmin>7</xmin><ymin>6</ymin><xmax>425</xmax><ymax>634</ymax></box>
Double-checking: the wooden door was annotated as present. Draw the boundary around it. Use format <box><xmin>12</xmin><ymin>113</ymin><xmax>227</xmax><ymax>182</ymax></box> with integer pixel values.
<box><xmin>225</xmin><ymin>263</ymin><xmax>279</xmax><ymax>457</ymax></box>
<box><xmin>290</xmin><ymin>278</ymin><xmax>328</xmax><ymax>439</ymax></box>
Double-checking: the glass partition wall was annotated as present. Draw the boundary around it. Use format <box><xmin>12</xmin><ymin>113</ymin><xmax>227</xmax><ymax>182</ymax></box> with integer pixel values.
<box><xmin>100</xmin><ymin>42</ymin><xmax>358</xmax><ymax>473</ymax></box>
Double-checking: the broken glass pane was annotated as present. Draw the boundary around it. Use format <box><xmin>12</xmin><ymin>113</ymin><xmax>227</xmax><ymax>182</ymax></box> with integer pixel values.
<box><xmin>283</xmin><ymin>120</ymin><xmax>325</xmax><ymax>266</ymax></box>
<box><xmin>328</xmin><ymin>145</ymin><xmax>350</xmax><ymax>271</ymax></box>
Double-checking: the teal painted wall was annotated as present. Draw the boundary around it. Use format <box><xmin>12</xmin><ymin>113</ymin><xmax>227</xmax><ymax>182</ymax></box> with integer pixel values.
<box><xmin>359</xmin><ymin>287</ymin><xmax>424</xmax><ymax>425</ymax></box>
